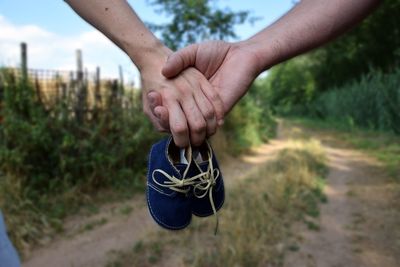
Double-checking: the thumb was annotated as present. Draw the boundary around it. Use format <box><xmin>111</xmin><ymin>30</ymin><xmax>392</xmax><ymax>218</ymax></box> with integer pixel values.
<box><xmin>162</xmin><ymin>44</ymin><xmax>199</xmax><ymax>78</ymax></box>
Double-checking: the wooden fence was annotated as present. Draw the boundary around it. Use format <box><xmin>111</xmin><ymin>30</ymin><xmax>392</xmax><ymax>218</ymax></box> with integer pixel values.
<box><xmin>0</xmin><ymin>43</ymin><xmax>140</xmax><ymax>122</ymax></box>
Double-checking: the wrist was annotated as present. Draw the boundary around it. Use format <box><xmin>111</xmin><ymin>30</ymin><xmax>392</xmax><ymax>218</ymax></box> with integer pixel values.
<box><xmin>239</xmin><ymin>35</ymin><xmax>283</xmax><ymax>74</ymax></box>
<box><xmin>233</xmin><ymin>41</ymin><xmax>266</xmax><ymax>77</ymax></box>
<box><xmin>126</xmin><ymin>38</ymin><xmax>172</xmax><ymax>72</ymax></box>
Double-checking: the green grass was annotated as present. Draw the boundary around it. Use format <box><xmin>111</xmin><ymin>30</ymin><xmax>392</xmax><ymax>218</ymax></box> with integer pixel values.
<box><xmin>288</xmin><ymin>117</ymin><xmax>400</xmax><ymax>181</ymax></box>
<box><xmin>118</xmin><ymin>205</ymin><xmax>134</xmax><ymax>216</ymax></box>
<box><xmin>81</xmin><ymin>218</ymin><xmax>108</xmax><ymax>233</ymax></box>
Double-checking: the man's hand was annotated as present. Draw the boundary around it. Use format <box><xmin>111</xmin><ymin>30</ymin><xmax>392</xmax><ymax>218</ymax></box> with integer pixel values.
<box><xmin>147</xmin><ymin>41</ymin><xmax>263</xmax><ymax>129</ymax></box>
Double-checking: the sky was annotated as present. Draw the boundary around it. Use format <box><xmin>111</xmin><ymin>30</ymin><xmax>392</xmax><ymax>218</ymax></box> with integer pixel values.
<box><xmin>0</xmin><ymin>1</ymin><xmax>294</xmax><ymax>83</ymax></box>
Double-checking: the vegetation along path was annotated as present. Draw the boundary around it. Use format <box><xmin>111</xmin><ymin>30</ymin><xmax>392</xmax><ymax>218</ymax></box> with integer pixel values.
<box><xmin>283</xmin><ymin>122</ymin><xmax>400</xmax><ymax>267</ymax></box>
<box><xmin>23</xmin><ymin>121</ymin><xmax>399</xmax><ymax>267</ymax></box>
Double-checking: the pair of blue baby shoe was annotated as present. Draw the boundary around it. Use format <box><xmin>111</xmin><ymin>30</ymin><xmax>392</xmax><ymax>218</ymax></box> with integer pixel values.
<box><xmin>146</xmin><ymin>136</ymin><xmax>224</xmax><ymax>232</ymax></box>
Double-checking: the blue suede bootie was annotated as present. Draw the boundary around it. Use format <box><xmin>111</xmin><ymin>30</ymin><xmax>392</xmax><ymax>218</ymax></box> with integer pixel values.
<box><xmin>190</xmin><ymin>141</ymin><xmax>225</xmax><ymax>218</ymax></box>
<box><xmin>146</xmin><ymin>137</ymin><xmax>224</xmax><ymax>232</ymax></box>
<box><xmin>147</xmin><ymin>137</ymin><xmax>195</xmax><ymax>230</ymax></box>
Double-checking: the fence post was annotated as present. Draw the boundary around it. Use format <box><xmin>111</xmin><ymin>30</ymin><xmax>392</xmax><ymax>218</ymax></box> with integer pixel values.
<box><xmin>118</xmin><ymin>65</ymin><xmax>124</xmax><ymax>86</ymax></box>
<box><xmin>55</xmin><ymin>72</ymin><xmax>61</xmax><ymax>102</ymax></box>
<box><xmin>118</xmin><ymin>65</ymin><xmax>125</xmax><ymax>105</ymax></box>
<box><xmin>76</xmin><ymin>49</ymin><xmax>83</xmax><ymax>81</ymax></box>
<box><xmin>35</xmin><ymin>73</ymin><xmax>43</xmax><ymax>106</ymax></box>
<box><xmin>75</xmin><ymin>49</ymin><xmax>86</xmax><ymax>122</ymax></box>
<box><xmin>21</xmin><ymin>42</ymin><xmax>28</xmax><ymax>81</ymax></box>
<box><xmin>95</xmin><ymin>66</ymin><xmax>101</xmax><ymax>106</ymax></box>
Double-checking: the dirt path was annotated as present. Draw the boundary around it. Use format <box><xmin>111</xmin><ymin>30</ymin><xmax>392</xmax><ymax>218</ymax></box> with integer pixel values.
<box><xmin>23</xmin><ymin>122</ymin><xmax>400</xmax><ymax>267</ymax></box>
<box><xmin>23</xmin><ymin>126</ymin><xmax>288</xmax><ymax>267</ymax></box>
<box><xmin>284</xmin><ymin>126</ymin><xmax>400</xmax><ymax>267</ymax></box>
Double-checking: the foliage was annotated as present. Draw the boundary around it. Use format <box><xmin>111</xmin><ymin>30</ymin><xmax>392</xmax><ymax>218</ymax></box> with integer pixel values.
<box><xmin>310</xmin><ymin>67</ymin><xmax>400</xmax><ymax>134</ymax></box>
<box><xmin>0</xmin><ymin>71</ymin><xmax>160</xmax><ymax>251</ymax></box>
<box><xmin>147</xmin><ymin>0</ymin><xmax>255</xmax><ymax>50</ymax></box>
<box><xmin>223</xmin><ymin>83</ymin><xmax>276</xmax><ymax>154</ymax></box>
<box><xmin>260</xmin><ymin>0</ymin><xmax>400</xmax><ymax>120</ymax></box>
<box><xmin>310</xmin><ymin>0</ymin><xmax>400</xmax><ymax>90</ymax></box>
<box><xmin>256</xmin><ymin>56</ymin><xmax>316</xmax><ymax>115</ymax></box>
<box><xmin>289</xmin><ymin>117</ymin><xmax>400</xmax><ymax>180</ymax></box>
<box><xmin>0</xmin><ymin>70</ymin><xmax>275</xmax><ymax>252</ymax></box>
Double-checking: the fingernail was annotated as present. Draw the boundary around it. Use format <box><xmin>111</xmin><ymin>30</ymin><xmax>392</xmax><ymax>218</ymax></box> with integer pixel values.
<box><xmin>218</xmin><ymin>119</ymin><xmax>224</xmax><ymax>126</ymax></box>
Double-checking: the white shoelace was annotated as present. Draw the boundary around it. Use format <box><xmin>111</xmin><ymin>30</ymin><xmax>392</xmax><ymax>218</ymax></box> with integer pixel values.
<box><xmin>152</xmin><ymin>153</ymin><xmax>221</xmax><ymax>234</ymax></box>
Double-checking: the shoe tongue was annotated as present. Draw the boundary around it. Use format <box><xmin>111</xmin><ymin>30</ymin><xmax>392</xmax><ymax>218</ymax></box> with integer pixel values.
<box><xmin>174</xmin><ymin>148</ymin><xmax>191</xmax><ymax>176</ymax></box>
<box><xmin>179</xmin><ymin>148</ymin><xmax>189</xmax><ymax>164</ymax></box>
<box><xmin>198</xmin><ymin>162</ymin><xmax>208</xmax><ymax>172</ymax></box>
<box><xmin>193</xmin><ymin>149</ymin><xmax>204</xmax><ymax>164</ymax></box>
<box><xmin>174</xmin><ymin>163</ymin><xmax>188</xmax><ymax>176</ymax></box>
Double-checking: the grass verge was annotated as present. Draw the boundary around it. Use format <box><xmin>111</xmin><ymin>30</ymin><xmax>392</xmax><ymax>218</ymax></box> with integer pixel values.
<box><xmin>106</xmin><ymin>139</ymin><xmax>327</xmax><ymax>267</ymax></box>
<box><xmin>288</xmin><ymin>117</ymin><xmax>400</xmax><ymax>180</ymax></box>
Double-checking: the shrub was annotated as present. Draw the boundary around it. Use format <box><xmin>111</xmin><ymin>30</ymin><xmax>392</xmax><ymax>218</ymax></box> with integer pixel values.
<box><xmin>311</xmin><ymin>67</ymin><xmax>400</xmax><ymax>134</ymax></box>
<box><xmin>0</xmin><ymin>71</ymin><xmax>160</xmax><ymax>251</ymax></box>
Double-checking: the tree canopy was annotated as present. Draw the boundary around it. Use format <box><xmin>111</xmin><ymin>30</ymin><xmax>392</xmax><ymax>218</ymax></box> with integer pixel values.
<box><xmin>147</xmin><ymin>0</ymin><xmax>254</xmax><ymax>50</ymax></box>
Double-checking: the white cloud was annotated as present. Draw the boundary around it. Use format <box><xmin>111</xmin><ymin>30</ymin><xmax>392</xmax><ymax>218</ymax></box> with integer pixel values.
<box><xmin>0</xmin><ymin>15</ymin><xmax>138</xmax><ymax>82</ymax></box>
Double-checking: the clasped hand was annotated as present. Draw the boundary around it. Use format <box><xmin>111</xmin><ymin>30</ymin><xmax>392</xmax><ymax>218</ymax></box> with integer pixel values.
<box><xmin>143</xmin><ymin>41</ymin><xmax>262</xmax><ymax>147</ymax></box>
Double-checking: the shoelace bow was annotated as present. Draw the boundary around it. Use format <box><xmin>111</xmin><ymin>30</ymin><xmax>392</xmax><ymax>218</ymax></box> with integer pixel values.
<box><xmin>152</xmin><ymin>154</ymin><xmax>221</xmax><ymax>234</ymax></box>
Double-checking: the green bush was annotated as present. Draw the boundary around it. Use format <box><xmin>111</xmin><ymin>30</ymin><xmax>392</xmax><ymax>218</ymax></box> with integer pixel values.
<box><xmin>224</xmin><ymin>83</ymin><xmax>276</xmax><ymax>154</ymax></box>
<box><xmin>310</xmin><ymin>67</ymin><xmax>400</xmax><ymax>134</ymax></box>
<box><xmin>0</xmin><ymin>72</ymin><xmax>160</xmax><ymax>251</ymax></box>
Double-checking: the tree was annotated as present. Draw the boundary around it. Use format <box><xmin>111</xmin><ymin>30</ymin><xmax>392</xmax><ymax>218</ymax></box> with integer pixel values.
<box><xmin>147</xmin><ymin>0</ymin><xmax>255</xmax><ymax>50</ymax></box>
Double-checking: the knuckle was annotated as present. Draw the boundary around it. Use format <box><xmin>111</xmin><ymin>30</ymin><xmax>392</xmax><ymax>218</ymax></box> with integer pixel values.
<box><xmin>162</xmin><ymin>87</ymin><xmax>177</xmax><ymax>100</ymax></box>
<box><xmin>172</xmin><ymin>123</ymin><xmax>188</xmax><ymax>135</ymax></box>
<box><xmin>192</xmin><ymin>120</ymin><xmax>207</xmax><ymax>134</ymax></box>
<box><xmin>178</xmin><ymin>86</ymin><xmax>191</xmax><ymax>99</ymax></box>
<box><xmin>203</xmin><ymin>107</ymin><xmax>215</xmax><ymax>120</ymax></box>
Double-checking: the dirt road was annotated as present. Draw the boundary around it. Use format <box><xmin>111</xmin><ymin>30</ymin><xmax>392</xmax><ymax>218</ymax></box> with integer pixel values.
<box><xmin>23</xmin><ymin>122</ymin><xmax>400</xmax><ymax>267</ymax></box>
<box><xmin>284</xmin><ymin>125</ymin><xmax>400</xmax><ymax>267</ymax></box>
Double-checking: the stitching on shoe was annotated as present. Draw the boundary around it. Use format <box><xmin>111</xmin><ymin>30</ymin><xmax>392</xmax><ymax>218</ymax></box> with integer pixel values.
<box><xmin>148</xmin><ymin>183</ymin><xmax>174</xmax><ymax>197</ymax></box>
<box><xmin>146</xmin><ymin>139</ymin><xmax>190</xmax><ymax>229</ymax></box>
<box><xmin>147</xmin><ymin>138</ymin><xmax>176</xmax><ymax>196</ymax></box>
<box><xmin>146</xmin><ymin>187</ymin><xmax>191</xmax><ymax>230</ymax></box>
<box><xmin>146</xmin><ymin>142</ymin><xmax>155</xmax><ymax>186</ymax></box>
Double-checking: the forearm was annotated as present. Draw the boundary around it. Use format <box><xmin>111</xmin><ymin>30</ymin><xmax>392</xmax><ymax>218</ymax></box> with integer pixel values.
<box><xmin>243</xmin><ymin>0</ymin><xmax>381</xmax><ymax>73</ymax></box>
<box><xmin>65</xmin><ymin>0</ymin><xmax>170</xmax><ymax>70</ymax></box>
